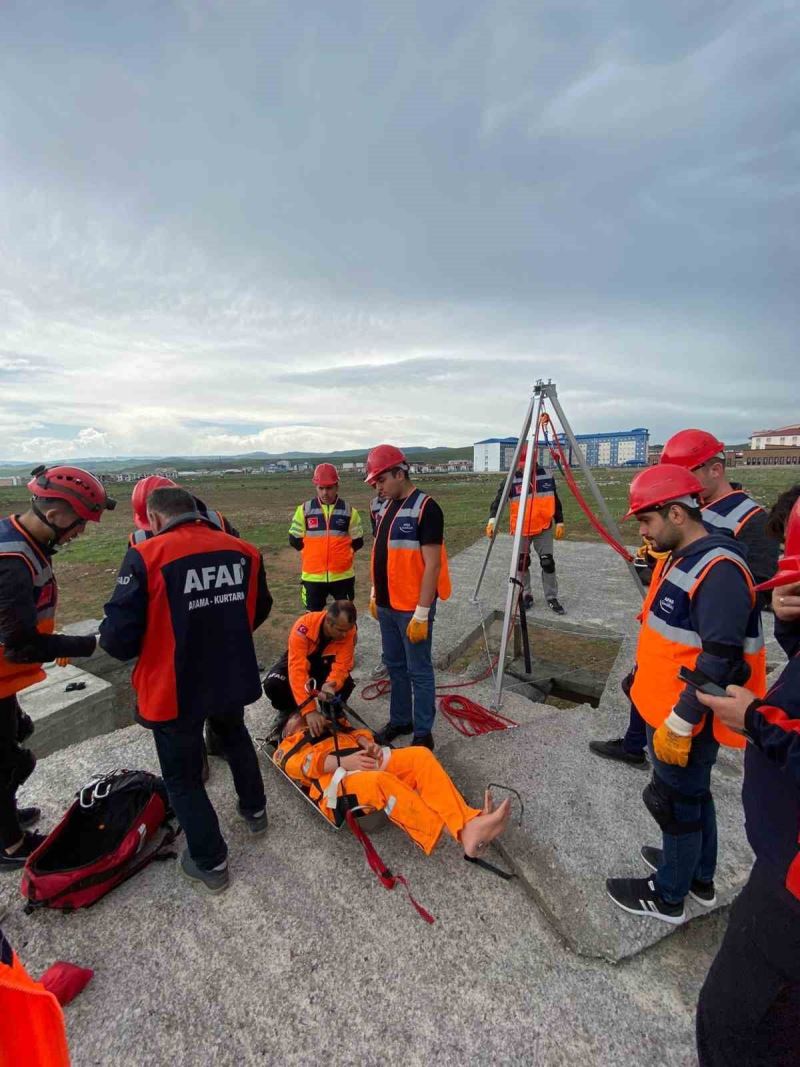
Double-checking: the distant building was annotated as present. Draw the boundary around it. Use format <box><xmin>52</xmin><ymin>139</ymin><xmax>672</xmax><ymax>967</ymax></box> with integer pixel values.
<box><xmin>473</xmin><ymin>437</ymin><xmax>519</xmax><ymax>473</ymax></box>
<box><xmin>447</xmin><ymin>459</ymin><xmax>473</xmax><ymax>471</ymax></box>
<box><xmin>0</xmin><ymin>476</ymin><xmax>22</xmax><ymax>487</ymax></box>
<box><xmin>750</xmin><ymin>424</ymin><xmax>800</xmax><ymax>450</ymax></box>
<box><xmin>475</xmin><ymin>428</ymin><xmax>649</xmax><ymax>472</ymax></box>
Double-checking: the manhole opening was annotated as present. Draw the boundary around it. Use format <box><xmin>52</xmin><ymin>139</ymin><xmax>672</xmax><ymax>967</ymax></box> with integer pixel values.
<box><xmin>447</xmin><ymin>615</ymin><xmax>622</xmax><ymax>709</ymax></box>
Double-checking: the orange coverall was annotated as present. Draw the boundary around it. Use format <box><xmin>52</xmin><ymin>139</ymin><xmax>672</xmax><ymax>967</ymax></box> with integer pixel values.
<box><xmin>274</xmin><ymin>722</ymin><xmax>480</xmax><ymax>854</ymax></box>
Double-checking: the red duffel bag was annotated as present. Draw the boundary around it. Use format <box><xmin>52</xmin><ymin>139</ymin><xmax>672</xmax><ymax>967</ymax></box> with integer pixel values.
<box><xmin>21</xmin><ymin>770</ymin><xmax>179</xmax><ymax>912</ymax></box>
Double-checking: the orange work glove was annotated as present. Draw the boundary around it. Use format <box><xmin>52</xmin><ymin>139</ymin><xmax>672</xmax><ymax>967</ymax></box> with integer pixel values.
<box><xmin>653</xmin><ymin>714</ymin><xmax>693</xmax><ymax>767</ymax></box>
<box><xmin>406</xmin><ymin>606</ymin><xmax>430</xmax><ymax>643</ymax></box>
<box><xmin>369</xmin><ymin>587</ymin><xmax>378</xmax><ymax>620</ymax></box>
<box><xmin>485</xmin><ymin>518</ymin><xmax>496</xmax><ymax>539</ymax></box>
<box><xmin>554</xmin><ymin>523</ymin><xmax>565</xmax><ymax>540</ymax></box>
<box><xmin>55</xmin><ymin>657</ymin><xmax>70</xmax><ymax>668</ymax></box>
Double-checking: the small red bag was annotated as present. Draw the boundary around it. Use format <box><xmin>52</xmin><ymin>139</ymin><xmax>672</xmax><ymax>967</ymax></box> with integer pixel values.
<box><xmin>39</xmin><ymin>962</ymin><xmax>94</xmax><ymax>1005</ymax></box>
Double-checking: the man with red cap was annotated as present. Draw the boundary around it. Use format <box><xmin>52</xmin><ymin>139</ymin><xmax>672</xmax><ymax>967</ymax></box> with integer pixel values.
<box><xmin>129</xmin><ymin>475</ymin><xmax>237</xmax><ymax>546</ymax></box>
<box><xmin>364</xmin><ymin>444</ymin><xmax>451</xmax><ymax>749</ymax></box>
<box><xmin>288</xmin><ymin>463</ymin><xmax>364</xmax><ymax>610</ymax></box>
<box><xmin>693</xmin><ymin>498</ymin><xmax>800</xmax><ymax>1065</ymax></box>
<box><xmin>605</xmin><ymin>465</ymin><xmax>766</xmax><ymax>924</ymax></box>
<box><xmin>0</xmin><ymin>465</ymin><xmax>115</xmax><ymax>868</ymax></box>
<box><xmin>661</xmin><ymin>428</ymin><xmax>779</xmax><ymax>599</ymax></box>
<box><xmin>591</xmin><ymin>428</ymin><xmax>779</xmax><ymax>769</ymax></box>
<box><xmin>130</xmin><ymin>475</ymin><xmax>240</xmax><ymax>769</ymax></box>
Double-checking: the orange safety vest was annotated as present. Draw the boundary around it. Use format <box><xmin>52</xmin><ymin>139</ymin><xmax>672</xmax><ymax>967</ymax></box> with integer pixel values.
<box><xmin>273</xmin><ymin>720</ymin><xmax>374</xmax><ymax>827</ymax></box>
<box><xmin>372</xmin><ymin>489</ymin><xmax>451</xmax><ymax>612</ymax></box>
<box><xmin>508</xmin><ymin>469</ymin><xmax>556</xmax><ymax>537</ymax></box>
<box><xmin>0</xmin><ymin>516</ymin><xmax>57</xmax><ymax>699</ymax></box>
<box><xmin>299</xmin><ymin>498</ymin><xmax>355</xmax><ymax>581</ymax></box>
<box><xmin>631</xmin><ymin>544</ymin><xmax>766</xmax><ymax>748</ymax></box>
<box><xmin>0</xmin><ymin>937</ymin><xmax>70</xmax><ymax>1067</ymax></box>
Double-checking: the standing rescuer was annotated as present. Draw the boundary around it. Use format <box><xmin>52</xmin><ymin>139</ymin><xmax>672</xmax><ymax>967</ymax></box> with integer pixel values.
<box><xmin>485</xmin><ymin>444</ymin><xmax>565</xmax><ymax>614</ymax></box>
<box><xmin>591</xmin><ymin>426</ymin><xmax>778</xmax><ymax>768</ymax></box>
<box><xmin>0</xmin><ymin>466</ymin><xmax>115</xmax><ymax>869</ymax></box>
<box><xmin>99</xmin><ymin>487</ymin><xmax>273</xmax><ymax>895</ymax></box>
<box><xmin>364</xmin><ymin>444</ymin><xmax>451</xmax><ymax>750</ymax></box>
<box><xmin>288</xmin><ymin>463</ymin><xmax>364</xmax><ymax>610</ymax></box>
<box><xmin>691</xmin><ymin>497</ymin><xmax>800</xmax><ymax>1066</ymax></box>
<box><xmin>605</xmin><ymin>465</ymin><xmax>766</xmax><ymax>924</ymax></box>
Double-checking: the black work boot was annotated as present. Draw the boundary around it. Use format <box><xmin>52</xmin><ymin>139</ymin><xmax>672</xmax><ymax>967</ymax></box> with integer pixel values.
<box><xmin>17</xmin><ymin>806</ymin><xmax>41</xmax><ymax>830</ymax></box>
<box><xmin>0</xmin><ymin>831</ymin><xmax>47</xmax><ymax>871</ymax></box>
<box><xmin>589</xmin><ymin>737</ymin><xmax>647</xmax><ymax>767</ymax></box>
<box><xmin>547</xmin><ymin>597</ymin><xmax>565</xmax><ymax>615</ymax></box>
<box><xmin>373</xmin><ymin>721</ymin><xmax>413</xmax><ymax>746</ymax></box>
<box><xmin>411</xmin><ymin>733</ymin><xmax>434</xmax><ymax>750</ymax></box>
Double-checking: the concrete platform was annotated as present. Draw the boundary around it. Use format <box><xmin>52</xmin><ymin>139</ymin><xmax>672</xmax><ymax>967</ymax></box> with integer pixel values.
<box><xmin>3</xmin><ymin>695</ymin><xmax>727</xmax><ymax>1067</ymax></box>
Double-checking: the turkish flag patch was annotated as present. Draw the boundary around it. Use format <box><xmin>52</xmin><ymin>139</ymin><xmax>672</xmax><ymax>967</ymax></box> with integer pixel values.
<box><xmin>297</xmin><ymin>624</ymin><xmax>308</xmax><ymax>635</ymax></box>
<box><xmin>307</xmin><ymin>517</ymin><xmax>319</xmax><ymax>529</ymax></box>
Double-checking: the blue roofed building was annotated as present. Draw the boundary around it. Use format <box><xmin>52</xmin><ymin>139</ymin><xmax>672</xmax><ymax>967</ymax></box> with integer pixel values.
<box><xmin>474</xmin><ymin>429</ymin><xmax>649</xmax><ymax>471</ymax></box>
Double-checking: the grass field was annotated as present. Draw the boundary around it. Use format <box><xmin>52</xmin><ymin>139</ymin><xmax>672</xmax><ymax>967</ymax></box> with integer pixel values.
<box><xmin>1</xmin><ymin>465</ymin><xmax>796</xmax><ymax>663</ymax></box>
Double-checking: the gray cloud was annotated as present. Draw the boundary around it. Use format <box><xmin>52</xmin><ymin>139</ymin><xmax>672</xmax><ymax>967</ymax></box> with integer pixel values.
<box><xmin>0</xmin><ymin>1</ymin><xmax>797</xmax><ymax>457</ymax></box>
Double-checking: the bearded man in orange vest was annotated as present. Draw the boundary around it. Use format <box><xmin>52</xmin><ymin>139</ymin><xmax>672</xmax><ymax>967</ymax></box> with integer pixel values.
<box><xmin>364</xmin><ymin>445</ymin><xmax>451</xmax><ymax>750</ymax></box>
<box><xmin>485</xmin><ymin>445</ymin><xmax>565</xmax><ymax>614</ymax></box>
<box><xmin>606</xmin><ymin>465</ymin><xmax>766</xmax><ymax>924</ymax></box>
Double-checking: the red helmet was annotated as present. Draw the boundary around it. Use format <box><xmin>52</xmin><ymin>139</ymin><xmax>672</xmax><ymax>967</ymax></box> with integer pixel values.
<box><xmin>312</xmin><ymin>463</ymin><xmax>339</xmax><ymax>487</ymax></box>
<box><xmin>28</xmin><ymin>465</ymin><xmax>115</xmax><ymax>522</ymax></box>
<box><xmin>623</xmin><ymin>464</ymin><xmax>704</xmax><ymax>520</ymax></box>
<box><xmin>364</xmin><ymin>444</ymin><xmax>408</xmax><ymax>484</ymax></box>
<box><xmin>661</xmin><ymin>429</ymin><xmax>724</xmax><ymax>470</ymax></box>
<box><xmin>131</xmin><ymin>475</ymin><xmax>178</xmax><ymax>530</ymax></box>
<box><xmin>755</xmin><ymin>499</ymin><xmax>800</xmax><ymax>592</ymax></box>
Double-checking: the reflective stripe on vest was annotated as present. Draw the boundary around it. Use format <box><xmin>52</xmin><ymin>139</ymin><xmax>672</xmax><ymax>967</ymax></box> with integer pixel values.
<box><xmin>630</xmin><ymin>545</ymin><xmax>766</xmax><ymax>748</ymax></box>
<box><xmin>702</xmin><ymin>491</ymin><xmax>763</xmax><ymax>537</ymax></box>
<box><xmin>0</xmin><ymin>516</ymin><xmax>57</xmax><ymax>698</ymax></box>
<box><xmin>300</xmin><ymin>498</ymin><xmax>355</xmax><ymax>582</ymax></box>
<box><xmin>508</xmin><ymin>471</ymin><xmax>556</xmax><ymax>537</ymax></box>
<box><xmin>375</xmin><ymin>489</ymin><xmax>451</xmax><ymax>611</ymax></box>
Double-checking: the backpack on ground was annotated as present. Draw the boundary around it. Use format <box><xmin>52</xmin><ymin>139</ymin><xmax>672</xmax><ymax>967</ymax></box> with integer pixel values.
<box><xmin>21</xmin><ymin>770</ymin><xmax>180</xmax><ymax>912</ymax></box>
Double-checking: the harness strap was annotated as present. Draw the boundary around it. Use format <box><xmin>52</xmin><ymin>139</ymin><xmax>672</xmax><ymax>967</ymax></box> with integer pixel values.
<box><xmin>463</xmin><ymin>855</ymin><xmax>514</xmax><ymax>880</ymax></box>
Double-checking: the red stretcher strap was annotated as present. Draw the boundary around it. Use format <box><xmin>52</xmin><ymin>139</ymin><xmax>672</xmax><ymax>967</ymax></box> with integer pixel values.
<box><xmin>344</xmin><ymin>810</ymin><xmax>435</xmax><ymax>924</ymax></box>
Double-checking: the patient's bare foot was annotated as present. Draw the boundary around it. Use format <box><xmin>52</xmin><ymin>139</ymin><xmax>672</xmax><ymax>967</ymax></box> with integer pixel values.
<box><xmin>461</xmin><ymin>799</ymin><xmax>511</xmax><ymax>858</ymax></box>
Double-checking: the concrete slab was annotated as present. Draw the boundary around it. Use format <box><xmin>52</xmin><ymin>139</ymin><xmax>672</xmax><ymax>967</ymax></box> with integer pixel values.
<box><xmin>18</xmin><ymin>665</ymin><xmax>116</xmax><ymax>758</ymax></box>
<box><xmin>439</xmin><ymin>707</ymin><xmax>753</xmax><ymax>963</ymax></box>
<box><xmin>2</xmin><ymin>696</ymin><xmax>728</xmax><ymax>1067</ymax></box>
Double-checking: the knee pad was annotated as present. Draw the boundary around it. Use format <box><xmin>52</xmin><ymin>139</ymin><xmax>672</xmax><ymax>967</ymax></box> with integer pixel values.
<box><xmin>643</xmin><ymin>776</ymin><xmax>707</xmax><ymax>836</ymax></box>
<box><xmin>539</xmin><ymin>553</ymin><xmax>556</xmax><ymax>574</ymax></box>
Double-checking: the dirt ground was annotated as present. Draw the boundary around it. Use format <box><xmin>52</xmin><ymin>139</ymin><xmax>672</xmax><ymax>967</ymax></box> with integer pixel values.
<box><xmin>1</xmin><ymin>464</ymin><xmax>796</xmax><ymax>665</ymax></box>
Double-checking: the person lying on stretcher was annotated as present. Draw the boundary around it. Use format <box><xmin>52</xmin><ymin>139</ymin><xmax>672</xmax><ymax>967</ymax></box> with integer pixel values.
<box><xmin>273</xmin><ymin>706</ymin><xmax>511</xmax><ymax>859</ymax></box>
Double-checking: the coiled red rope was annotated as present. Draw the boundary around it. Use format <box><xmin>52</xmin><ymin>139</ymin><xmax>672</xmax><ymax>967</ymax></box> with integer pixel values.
<box><xmin>361</xmin><ymin>658</ymin><xmax>519</xmax><ymax>737</ymax></box>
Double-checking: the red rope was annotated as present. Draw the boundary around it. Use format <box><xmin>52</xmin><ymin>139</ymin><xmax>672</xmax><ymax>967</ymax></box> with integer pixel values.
<box><xmin>540</xmin><ymin>414</ymin><xmax>633</xmax><ymax>563</ymax></box>
<box><xmin>438</xmin><ymin>694</ymin><xmax>519</xmax><ymax>737</ymax></box>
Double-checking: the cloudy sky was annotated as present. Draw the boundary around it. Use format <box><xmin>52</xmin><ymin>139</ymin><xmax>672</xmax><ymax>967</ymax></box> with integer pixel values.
<box><xmin>1</xmin><ymin>1</ymin><xmax>797</xmax><ymax>459</ymax></box>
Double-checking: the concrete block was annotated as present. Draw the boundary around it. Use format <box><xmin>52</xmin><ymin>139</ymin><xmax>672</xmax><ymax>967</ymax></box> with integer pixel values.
<box><xmin>18</xmin><ymin>664</ymin><xmax>117</xmax><ymax>758</ymax></box>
